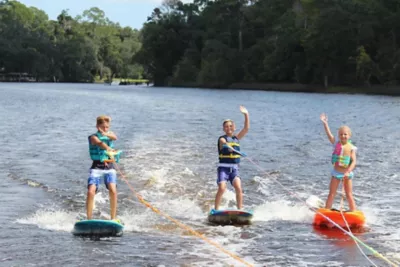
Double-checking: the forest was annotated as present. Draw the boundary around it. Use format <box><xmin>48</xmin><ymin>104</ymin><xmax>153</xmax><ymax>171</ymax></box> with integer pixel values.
<box><xmin>0</xmin><ymin>0</ymin><xmax>142</xmax><ymax>82</ymax></box>
<box><xmin>136</xmin><ymin>0</ymin><xmax>400</xmax><ymax>90</ymax></box>
<box><xmin>1</xmin><ymin>0</ymin><xmax>400</xmax><ymax>92</ymax></box>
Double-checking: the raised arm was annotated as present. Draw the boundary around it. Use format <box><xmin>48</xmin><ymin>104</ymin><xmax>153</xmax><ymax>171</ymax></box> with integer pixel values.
<box><xmin>236</xmin><ymin>106</ymin><xmax>250</xmax><ymax>140</ymax></box>
<box><xmin>320</xmin><ymin>113</ymin><xmax>335</xmax><ymax>144</ymax></box>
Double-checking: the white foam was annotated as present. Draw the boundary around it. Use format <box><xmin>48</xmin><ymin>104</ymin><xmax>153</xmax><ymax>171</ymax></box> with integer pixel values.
<box><xmin>181</xmin><ymin>167</ymin><xmax>195</xmax><ymax>176</ymax></box>
<box><xmin>253</xmin><ymin>200</ymin><xmax>314</xmax><ymax>223</ymax></box>
<box><xmin>16</xmin><ymin>209</ymin><xmax>77</xmax><ymax>232</ymax></box>
<box><xmin>358</xmin><ymin>203</ymin><xmax>381</xmax><ymax>226</ymax></box>
<box><xmin>142</xmin><ymin>168</ymin><xmax>170</xmax><ymax>189</ymax></box>
<box><xmin>92</xmin><ymin>191</ymin><xmax>108</xmax><ymax>211</ymax></box>
<box><xmin>162</xmin><ymin>197</ymin><xmax>204</xmax><ymax>220</ymax></box>
<box><xmin>120</xmin><ymin>208</ymin><xmax>159</xmax><ymax>232</ymax></box>
<box><xmin>187</xmin><ymin>225</ymin><xmax>257</xmax><ymax>267</ymax></box>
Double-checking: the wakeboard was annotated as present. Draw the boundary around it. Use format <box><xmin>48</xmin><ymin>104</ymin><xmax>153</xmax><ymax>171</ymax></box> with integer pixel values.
<box><xmin>208</xmin><ymin>209</ymin><xmax>253</xmax><ymax>225</ymax></box>
<box><xmin>73</xmin><ymin>219</ymin><xmax>124</xmax><ymax>237</ymax></box>
<box><xmin>313</xmin><ymin>208</ymin><xmax>366</xmax><ymax>229</ymax></box>
<box><xmin>306</xmin><ymin>195</ymin><xmax>366</xmax><ymax>229</ymax></box>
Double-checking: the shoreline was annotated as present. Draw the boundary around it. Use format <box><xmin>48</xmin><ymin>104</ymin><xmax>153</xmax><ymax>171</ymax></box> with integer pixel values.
<box><xmin>169</xmin><ymin>82</ymin><xmax>400</xmax><ymax>96</ymax></box>
<box><xmin>229</xmin><ymin>83</ymin><xmax>400</xmax><ymax>96</ymax></box>
<box><xmin>1</xmin><ymin>81</ymin><xmax>399</xmax><ymax>96</ymax></box>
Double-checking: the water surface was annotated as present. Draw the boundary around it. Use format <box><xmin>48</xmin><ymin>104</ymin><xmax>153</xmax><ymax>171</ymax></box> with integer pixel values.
<box><xmin>0</xmin><ymin>83</ymin><xmax>399</xmax><ymax>267</ymax></box>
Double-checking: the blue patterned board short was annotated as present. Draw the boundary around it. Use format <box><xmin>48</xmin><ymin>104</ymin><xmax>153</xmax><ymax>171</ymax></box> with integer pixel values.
<box><xmin>331</xmin><ymin>169</ymin><xmax>354</xmax><ymax>180</ymax></box>
<box><xmin>88</xmin><ymin>169</ymin><xmax>117</xmax><ymax>192</ymax></box>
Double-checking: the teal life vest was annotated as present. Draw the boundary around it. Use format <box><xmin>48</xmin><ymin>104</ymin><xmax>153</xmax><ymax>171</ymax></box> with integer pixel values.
<box><xmin>218</xmin><ymin>135</ymin><xmax>241</xmax><ymax>164</ymax></box>
<box><xmin>88</xmin><ymin>132</ymin><xmax>116</xmax><ymax>162</ymax></box>
<box><xmin>331</xmin><ymin>140</ymin><xmax>354</xmax><ymax>168</ymax></box>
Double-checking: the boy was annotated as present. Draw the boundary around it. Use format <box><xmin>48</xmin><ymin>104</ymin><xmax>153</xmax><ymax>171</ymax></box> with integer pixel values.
<box><xmin>215</xmin><ymin>106</ymin><xmax>250</xmax><ymax>210</ymax></box>
<box><xmin>87</xmin><ymin>115</ymin><xmax>120</xmax><ymax>221</ymax></box>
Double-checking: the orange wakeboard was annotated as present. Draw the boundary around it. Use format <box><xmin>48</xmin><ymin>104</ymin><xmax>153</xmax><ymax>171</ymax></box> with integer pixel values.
<box><xmin>313</xmin><ymin>208</ymin><xmax>366</xmax><ymax>229</ymax></box>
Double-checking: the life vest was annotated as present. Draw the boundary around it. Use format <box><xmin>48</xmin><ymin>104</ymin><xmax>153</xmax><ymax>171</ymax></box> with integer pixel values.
<box><xmin>88</xmin><ymin>132</ymin><xmax>116</xmax><ymax>162</ymax></box>
<box><xmin>218</xmin><ymin>135</ymin><xmax>240</xmax><ymax>164</ymax></box>
<box><xmin>331</xmin><ymin>141</ymin><xmax>354</xmax><ymax>168</ymax></box>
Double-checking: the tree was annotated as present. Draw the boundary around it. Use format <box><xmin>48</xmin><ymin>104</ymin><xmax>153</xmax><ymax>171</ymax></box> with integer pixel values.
<box><xmin>0</xmin><ymin>1</ymin><xmax>143</xmax><ymax>82</ymax></box>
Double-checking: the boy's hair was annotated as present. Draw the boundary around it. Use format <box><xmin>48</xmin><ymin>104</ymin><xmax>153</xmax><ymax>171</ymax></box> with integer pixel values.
<box><xmin>96</xmin><ymin>115</ymin><xmax>111</xmax><ymax>126</ymax></box>
<box><xmin>223</xmin><ymin>119</ymin><xmax>234</xmax><ymax>126</ymax></box>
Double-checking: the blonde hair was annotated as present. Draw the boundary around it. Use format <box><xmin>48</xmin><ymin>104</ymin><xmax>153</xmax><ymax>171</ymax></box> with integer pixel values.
<box><xmin>96</xmin><ymin>115</ymin><xmax>111</xmax><ymax>126</ymax></box>
<box><xmin>338</xmin><ymin>125</ymin><xmax>352</xmax><ymax>135</ymax></box>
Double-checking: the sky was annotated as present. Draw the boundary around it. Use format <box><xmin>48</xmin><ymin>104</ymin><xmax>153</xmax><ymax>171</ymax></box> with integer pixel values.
<box><xmin>18</xmin><ymin>0</ymin><xmax>192</xmax><ymax>30</ymax></box>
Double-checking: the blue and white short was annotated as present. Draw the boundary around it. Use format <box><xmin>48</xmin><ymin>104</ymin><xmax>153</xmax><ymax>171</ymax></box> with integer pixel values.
<box><xmin>331</xmin><ymin>169</ymin><xmax>354</xmax><ymax>180</ymax></box>
<box><xmin>88</xmin><ymin>169</ymin><xmax>117</xmax><ymax>192</ymax></box>
<box><xmin>217</xmin><ymin>165</ymin><xmax>240</xmax><ymax>185</ymax></box>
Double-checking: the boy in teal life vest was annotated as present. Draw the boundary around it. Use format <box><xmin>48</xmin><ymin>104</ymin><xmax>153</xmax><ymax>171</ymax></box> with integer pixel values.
<box><xmin>87</xmin><ymin>115</ymin><xmax>120</xmax><ymax>221</ymax></box>
<box><xmin>215</xmin><ymin>106</ymin><xmax>250</xmax><ymax>210</ymax></box>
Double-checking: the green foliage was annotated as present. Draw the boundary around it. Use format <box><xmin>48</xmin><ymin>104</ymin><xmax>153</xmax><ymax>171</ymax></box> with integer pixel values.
<box><xmin>3</xmin><ymin>0</ymin><xmax>400</xmax><ymax>87</ymax></box>
<box><xmin>0</xmin><ymin>1</ymin><xmax>143</xmax><ymax>82</ymax></box>
<box><xmin>170</xmin><ymin>53</ymin><xmax>199</xmax><ymax>86</ymax></box>
<box><xmin>136</xmin><ymin>0</ymin><xmax>400</xmax><ymax>87</ymax></box>
<box><xmin>356</xmin><ymin>46</ymin><xmax>374</xmax><ymax>86</ymax></box>
<box><xmin>197</xmin><ymin>39</ymin><xmax>237</xmax><ymax>86</ymax></box>
<box><xmin>134</xmin><ymin>9</ymin><xmax>190</xmax><ymax>86</ymax></box>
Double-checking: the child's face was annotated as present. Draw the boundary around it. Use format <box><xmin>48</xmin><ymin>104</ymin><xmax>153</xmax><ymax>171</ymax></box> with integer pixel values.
<box><xmin>97</xmin><ymin>122</ymin><xmax>110</xmax><ymax>132</ymax></box>
<box><xmin>223</xmin><ymin>121</ymin><xmax>235</xmax><ymax>135</ymax></box>
<box><xmin>338</xmin><ymin>128</ymin><xmax>351</xmax><ymax>143</ymax></box>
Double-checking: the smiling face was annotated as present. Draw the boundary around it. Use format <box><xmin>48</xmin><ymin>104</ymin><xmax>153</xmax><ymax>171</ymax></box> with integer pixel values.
<box><xmin>338</xmin><ymin>126</ymin><xmax>352</xmax><ymax>144</ymax></box>
<box><xmin>223</xmin><ymin>120</ymin><xmax>235</xmax><ymax>136</ymax></box>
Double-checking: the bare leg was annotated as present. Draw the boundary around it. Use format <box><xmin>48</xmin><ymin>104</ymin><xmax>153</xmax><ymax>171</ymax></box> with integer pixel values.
<box><xmin>108</xmin><ymin>183</ymin><xmax>117</xmax><ymax>219</ymax></box>
<box><xmin>232</xmin><ymin>177</ymin><xmax>243</xmax><ymax>209</ymax></box>
<box><xmin>325</xmin><ymin>177</ymin><xmax>340</xmax><ymax>209</ymax></box>
<box><xmin>344</xmin><ymin>178</ymin><xmax>356</xmax><ymax>211</ymax></box>
<box><xmin>214</xmin><ymin>182</ymin><xmax>227</xmax><ymax>210</ymax></box>
<box><xmin>86</xmin><ymin>185</ymin><xmax>96</xmax><ymax>220</ymax></box>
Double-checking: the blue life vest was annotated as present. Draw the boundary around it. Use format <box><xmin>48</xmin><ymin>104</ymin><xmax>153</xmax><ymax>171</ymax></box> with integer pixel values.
<box><xmin>218</xmin><ymin>135</ymin><xmax>240</xmax><ymax>164</ymax></box>
<box><xmin>88</xmin><ymin>132</ymin><xmax>115</xmax><ymax>162</ymax></box>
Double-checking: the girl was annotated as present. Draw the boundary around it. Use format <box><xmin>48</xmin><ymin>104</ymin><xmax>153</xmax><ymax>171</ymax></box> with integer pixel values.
<box><xmin>320</xmin><ymin>113</ymin><xmax>357</xmax><ymax>211</ymax></box>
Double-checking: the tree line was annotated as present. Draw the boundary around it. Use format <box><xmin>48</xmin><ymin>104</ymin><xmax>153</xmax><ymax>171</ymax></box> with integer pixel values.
<box><xmin>0</xmin><ymin>0</ymin><xmax>143</xmax><ymax>82</ymax></box>
<box><xmin>2</xmin><ymin>0</ymin><xmax>399</xmax><ymax>89</ymax></box>
<box><xmin>136</xmin><ymin>0</ymin><xmax>400</xmax><ymax>88</ymax></box>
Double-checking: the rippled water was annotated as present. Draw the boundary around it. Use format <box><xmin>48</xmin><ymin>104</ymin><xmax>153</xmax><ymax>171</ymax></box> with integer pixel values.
<box><xmin>0</xmin><ymin>83</ymin><xmax>399</xmax><ymax>267</ymax></box>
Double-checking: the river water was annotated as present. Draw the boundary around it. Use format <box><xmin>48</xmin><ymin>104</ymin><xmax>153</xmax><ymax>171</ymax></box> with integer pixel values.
<box><xmin>0</xmin><ymin>83</ymin><xmax>399</xmax><ymax>267</ymax></box>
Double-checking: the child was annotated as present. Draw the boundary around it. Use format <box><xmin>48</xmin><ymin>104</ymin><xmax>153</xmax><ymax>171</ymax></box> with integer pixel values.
<box><xmin>214</xmin><ymin>106</ymin><xmax>250</xmax><ymax>210</ymax></box>
<box><xmin>87</xmin><ymin>115</ymin><xmax>120</xmax><ymax>221</ymax></box>
<box><xmin>320</xmin><ymin>113</ymin><xmax>357</xmax><ymax>211</ymax></box>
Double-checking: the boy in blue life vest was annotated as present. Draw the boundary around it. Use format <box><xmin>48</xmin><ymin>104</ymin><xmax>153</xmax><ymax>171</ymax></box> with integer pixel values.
<box><xmin>215</xmin><ymin>106</ymin><xmax>250</xmax><ymax>210</ymax></box>
<box><xmin>87</xmin><ymin>115</ymin><xmax>120</xmax><ymax>221</ymax></box>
